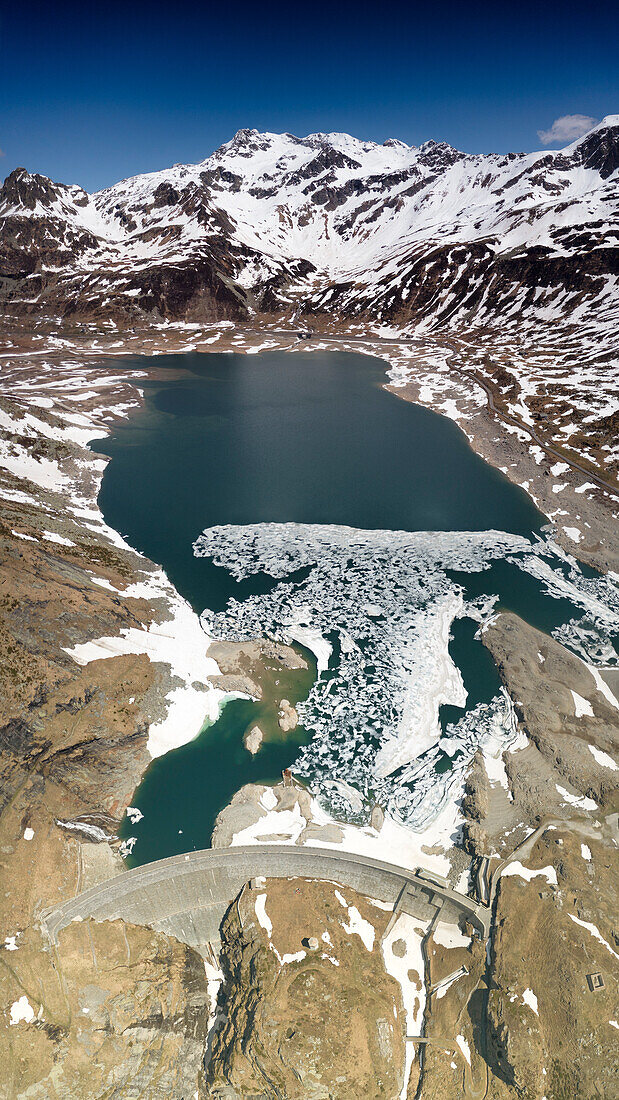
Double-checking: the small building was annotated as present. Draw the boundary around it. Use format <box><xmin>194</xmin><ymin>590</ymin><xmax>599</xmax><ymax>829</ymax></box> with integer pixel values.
<box><xmin>586</xmin><ymin>972</ymin><xmax>605</xmax><ymax>993</ymax></box>
<box><xmin>416</xmin><ymin>867</ymin><xmax>451</xmax><ymax>891</ymax></box>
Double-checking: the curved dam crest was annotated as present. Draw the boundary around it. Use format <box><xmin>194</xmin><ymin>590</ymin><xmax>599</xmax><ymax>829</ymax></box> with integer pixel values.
<box><xmin>43</xmin><ymin>843</ymin><xmax>491</xmax><ymax>950</ymax></box>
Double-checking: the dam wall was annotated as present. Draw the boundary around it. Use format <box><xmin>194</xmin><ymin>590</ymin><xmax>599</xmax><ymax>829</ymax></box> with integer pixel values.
<box><xmin>43</xmin><ymin>844</ymin><xmax>490</xmax><ymax>954</ymax></box>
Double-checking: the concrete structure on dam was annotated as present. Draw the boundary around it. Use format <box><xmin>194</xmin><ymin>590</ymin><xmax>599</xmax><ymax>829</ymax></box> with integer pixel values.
<box><xmin>42</xmin><ymin>844</ymin><xmax>491</xmax><ymax>954</ymax></box>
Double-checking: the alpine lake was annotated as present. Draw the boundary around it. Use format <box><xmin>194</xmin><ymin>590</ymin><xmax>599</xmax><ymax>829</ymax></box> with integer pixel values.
<box><xmin>90</xmin><ymin>349</ymin><xmax>601</xmax><ymax>865</ymax></box>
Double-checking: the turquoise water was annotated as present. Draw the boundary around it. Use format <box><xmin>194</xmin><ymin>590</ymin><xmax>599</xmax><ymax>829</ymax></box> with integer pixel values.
<box><xmin>89</xmin><ymin>350</ymin><xmax>610</xmax><ymax>863</ymax></box>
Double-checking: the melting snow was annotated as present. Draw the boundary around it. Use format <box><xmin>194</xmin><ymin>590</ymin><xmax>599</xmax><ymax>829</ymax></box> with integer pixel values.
<box><xmin>341</xmin><ymin>905</ymin><xmax>375</xmax><ymax>951</ymax></box>
<box><xmin>10</xmin><ymin>997</ymin><xmax>35</xmax><ymax>1025</ymax></box>
<box><xmin>455</xmin><ymin>1034</ymin><xmax>471</xmax><ymax>1066</ymax></box>
<box><xmin>571</xmin><ymin>691</ymin><xmax>594</xmax><ymax>718</ymax></box>
<box><xmin>381</xmin><ymin>912</ymin><xmax>428</xmax><ymax>1095</ymax></box>
<box><xmin>433</xmin><ymin>922</ymin><xmax>472</xmax><ymax>949</ymax></box>
<box><xmin>588</xmin><ymin>745</ymin><xmax>618</xmax><ymax>770</ymax></box>
<box><xmin>501</xmin><ymin>861</ymin><xmax>558</xmax><ymax>886</ymax></box>
<box><xmin>64</xmin><ymin>572</ymin><xmax>227</xmax><ymax>758</ymax></box>
<box><xmin>555</xmin><ymin>785</ymin><xmax>598</xmax><ymax>811</ymax></box>
<box><xmin>254</xmin><ymin>893</ymin><xmax>272</xmax><ymax>937</ymax></box>
<box><xmin>569</xmin><ymin>915</ymin><xmax>619</xmax><ymax>960</ymax></box>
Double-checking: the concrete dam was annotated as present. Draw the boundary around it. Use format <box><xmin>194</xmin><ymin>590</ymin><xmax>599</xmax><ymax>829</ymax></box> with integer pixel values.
<box><xmin>42</xmin><ymin>844</ymin><xmax>491</xmax><ymax>954</ymax></box>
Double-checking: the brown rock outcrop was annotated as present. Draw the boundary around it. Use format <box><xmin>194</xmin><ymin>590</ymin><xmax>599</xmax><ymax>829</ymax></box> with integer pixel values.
<box><xmin>482</xmin><ymin>612</ymin><xmax>619</xmax><ymax>813</ymax></box>
<box><xmin>208</xmin><ymin>878</ymin><xmax>406</xmax><ymax>1099</ymax></box>
<box><xmin>0</xmin><ymin>919</ymin><xmax>210</xmax><ymax>1099</ymax></box>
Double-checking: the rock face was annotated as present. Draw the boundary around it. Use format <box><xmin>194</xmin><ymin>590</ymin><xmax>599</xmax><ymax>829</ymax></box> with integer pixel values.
<box><xmin>482</xmin><ymin>611</ymin><xmax>619</xmax><ymax>816</ymax></box>
<box><xmin>1</xmin><ymin>919</ymin><xmax>210</xmax><ymax>1099</ymax></box>
<box><xmin>0</xmin><ymin>377</ymin><xmax>220</xmax><ymax>1098</ymax></box>
<box><xmin>243</xmin><ymin>723</ymin><xmax>264</xmax><ymax>755</ymax></box>
<box><xmin>208</xmin><ymin>878</ymin><xmax>406</xmax><ymax>1099</ymax></box>
<box><xmin>445</xmin><ymin>610</ymin><xmax>619</xmax><ymax>1099</ymax></box>
<box><xmin>207</xmin><ymin>638</ymin><xmax>308</xmax><ymax>698</ymax></box>
<box><xmin>461</xmin><ymin>749</ymin><xmax>490</xmax><ymax>822</ymax></box>
<box><xmin>0</xmin><ymin>526</ymin><xmax>166</xmax><ymax>933</ymax></box>
<box><xmin>211</xmin><ymin>781</ymin><xmax>345</xmax><ymax>847</ymax></box>
<box><xmin>487</xmin><ymin>829</ymin><xmax>618</xmax><ymax>1100</ymax></box>
<box><xmin>278</xmin><ymin>697</ymin><xmax>298</xmax><ymax>731</ymax></box>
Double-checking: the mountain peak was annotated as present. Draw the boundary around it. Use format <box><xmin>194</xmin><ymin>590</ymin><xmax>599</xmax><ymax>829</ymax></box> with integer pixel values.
<box><xmin>568</xmin><ymin>115</ymin><xmax>619</xmax><ymax>178</ymax></box>
<box><xmin>212</xmin><ymin>128</ymin><xmax>277</xmax><ymax>160</ymax></box>
<box><xmin>230</xmin><ymin>127</ymin><xmax>261</xmax><ymax>144</ymax></box>
<box><xmin>304</xmin><ymin>131</ymin><xmax>378</xmax><ymax>154</ymax></box>
<box><xmin>0</xmin><ymin>166</ymin><xmax>59</xmax><ymax>211</ymax></box>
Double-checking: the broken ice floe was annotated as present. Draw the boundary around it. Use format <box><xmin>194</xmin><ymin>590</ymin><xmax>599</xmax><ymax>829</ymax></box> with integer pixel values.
<box><xmin>195</xmin><ymin>524</ymin><xmax>530</xmax><ymax>824</ymax></box>
<box><xmin>508</xmin><ymin>534</ymin><xmax>619</xmax><ymax>663</ymax></box>
<box><xmin>193</xmin><ymin>523</ymin><xmax>616</xmax><ymax>826</ymax></box>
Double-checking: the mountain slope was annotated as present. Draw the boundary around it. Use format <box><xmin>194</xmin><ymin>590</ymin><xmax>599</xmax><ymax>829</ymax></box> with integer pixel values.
<box><xmin>1</xmin><ymin>117</ymin><xmax>617</xmax><ymax>332</ymax></box>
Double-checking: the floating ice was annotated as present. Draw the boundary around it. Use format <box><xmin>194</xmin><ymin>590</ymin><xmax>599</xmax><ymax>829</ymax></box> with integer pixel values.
<box><xmin>194</xmin><ymin>523</ymin><xmax>618</xmax><ymax>828</ymax></box>
<box><xmin>194</xmin><ymin>525</ymin><xmax>521</xmax><ymax>821</ymax></box>
<box><xmin>513</xmin><ymin>543</ymin><xmax>619</xmax><ymax>663</ymax></box>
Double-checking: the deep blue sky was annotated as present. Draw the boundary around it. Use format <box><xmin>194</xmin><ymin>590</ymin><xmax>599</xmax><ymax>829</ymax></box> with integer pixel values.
<box><xmin>1</xmin><ymin>0</ymin><xmax>616</xmax><ymax>192</ymax></box>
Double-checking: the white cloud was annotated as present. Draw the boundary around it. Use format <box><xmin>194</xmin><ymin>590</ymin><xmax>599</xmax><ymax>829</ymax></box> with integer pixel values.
<box><xmin>537</xmin><ymin>114</ymin><xmax>598</xmax><ymax>145</ymax></box>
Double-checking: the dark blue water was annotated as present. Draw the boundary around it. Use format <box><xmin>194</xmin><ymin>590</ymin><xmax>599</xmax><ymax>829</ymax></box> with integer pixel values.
<box><xmin>95</xmin><ymin>350</ymin><xmax>544</xmax><ymax>615</ymax></box>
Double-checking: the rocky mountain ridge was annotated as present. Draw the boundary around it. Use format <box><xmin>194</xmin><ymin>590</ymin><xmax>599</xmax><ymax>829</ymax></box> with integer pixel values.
<box><xmin>1</xmin><ymin>118</ymin><xmax>618</xmax><ymax>333</ymax></box>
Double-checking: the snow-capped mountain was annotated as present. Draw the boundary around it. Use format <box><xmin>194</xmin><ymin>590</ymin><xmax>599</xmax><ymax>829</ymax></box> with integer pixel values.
<box><xmin>1</xmin><ymin>117</ymin><xmax>618</xmax><ymax>332</ymax></box>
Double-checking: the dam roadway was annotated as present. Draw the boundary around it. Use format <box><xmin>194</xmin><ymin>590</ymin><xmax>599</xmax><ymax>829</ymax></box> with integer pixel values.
<box><xmin>43</xmin><ymin>844</ymin><xmax>491</xmax><ymax>953</ymax></box>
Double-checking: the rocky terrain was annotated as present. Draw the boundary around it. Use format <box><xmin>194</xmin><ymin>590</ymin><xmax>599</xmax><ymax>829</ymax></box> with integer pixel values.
<box><xmin>209</xmin><ymin>878</ymin><xmax>406</xmax><ymax>1099</ymax></box>
<box><xmin>0</xmin><ymin>118</ymin><xmax>617</xmax><ymax>1098</ymax></box>
<box><xmin>481</xmin><ymin>613</ymin><xmax>619</xmax><ymax>823</ymax></box>
<box><xmin>0</xmin><ymin>355</ymin><xmax>229</xmax><ymax>1098</ymax></box>
<box><xmin>416</xmin><ymin>823</ymin><xmax>618</xmax><ymax>1100</ymax></box>
<box><xmin>1</xmin><ymin>919</ymin><xmax>210</xmax><ymax>1099</ymax></box>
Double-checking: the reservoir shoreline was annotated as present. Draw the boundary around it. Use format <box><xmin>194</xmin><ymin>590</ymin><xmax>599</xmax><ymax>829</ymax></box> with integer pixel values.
<box><xmin>4</xmin><ymin>318</ymin><xmax>617</xmax><ymax>574</ymax></box>
<box><xmin>0</xmin><ymin>331</ymin><xmax>616</xmax><ymax>878</ymax></box>
<box><xmin>80</xmin><ymin>346</ymin><xmax>615</xmax><ymax>869</ymax></box>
